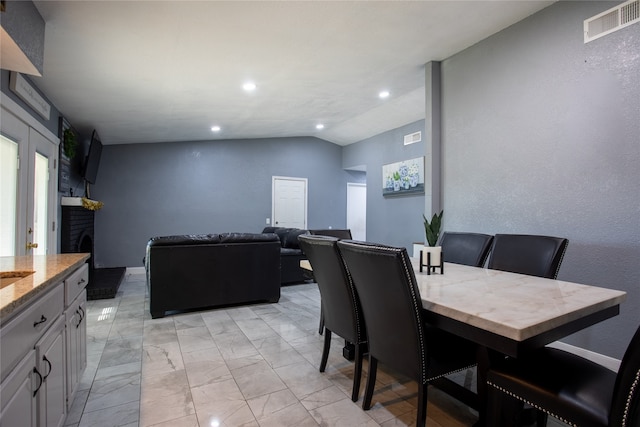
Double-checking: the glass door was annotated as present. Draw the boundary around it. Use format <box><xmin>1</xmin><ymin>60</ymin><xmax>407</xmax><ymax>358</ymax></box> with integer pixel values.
<box><xmin>1</xmin><ymin>107</ymin><xmax>57</xmax><ymax>256</ymax></box>
<box><xmin>27</xmin><ymin>128</ymin><xmax>57</xmax><ymax>255</ymax></box>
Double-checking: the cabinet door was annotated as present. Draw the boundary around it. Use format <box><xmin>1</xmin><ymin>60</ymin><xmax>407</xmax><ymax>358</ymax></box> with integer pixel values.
<box><xmin>0</xmin><ymin>349</ymin><xmax>38</xmax><ymax>427</ymax></box>
<box><xmin>65</xmin><ymin>290</ymin><xmax>86</xmax><ymax>409</ymax></box>
<box><xmin>36</xmin><ymin>316</ymin><xmax>66</xmax><ymax>427</ymax></box>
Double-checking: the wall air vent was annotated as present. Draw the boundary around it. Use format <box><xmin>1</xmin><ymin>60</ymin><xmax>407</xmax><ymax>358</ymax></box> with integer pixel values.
<box><xmin>403</xmin><ymin>131</ymin><xmax>422</xmax><ymax>145</ymax></box>
<box><xmin>584</xmin><ymin>0</ymin><xmax>639</xmax><ymax>43</ymax></box>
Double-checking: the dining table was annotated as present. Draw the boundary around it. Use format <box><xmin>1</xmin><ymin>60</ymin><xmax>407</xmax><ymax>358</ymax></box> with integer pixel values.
<box><xmin>411</xmin><ymin>259</ymin><xmax>626</xmax><ymax>426</ymax></box>
<box><xmin>300</xmin><ymin>258</ymin><xmax>627</xmax><ymax>425</ymax></box>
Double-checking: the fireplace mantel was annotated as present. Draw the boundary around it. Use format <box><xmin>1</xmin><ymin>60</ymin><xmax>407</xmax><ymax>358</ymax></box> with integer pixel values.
<box><xmin>60</xmin><ymin>197</ymin><xmax>103</xmax><ymax>211</ymax></box>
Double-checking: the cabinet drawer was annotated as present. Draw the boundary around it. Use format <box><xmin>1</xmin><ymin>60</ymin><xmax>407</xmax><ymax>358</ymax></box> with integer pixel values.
<box><xmin>0</xmin><ymin>283</ymin><xmax>64</xmax><ymax>382</ymax></box>
<box><xmin>64</xmin><ymin>264</ymin><xmax>88</xmax><ymax>307</ymax></box>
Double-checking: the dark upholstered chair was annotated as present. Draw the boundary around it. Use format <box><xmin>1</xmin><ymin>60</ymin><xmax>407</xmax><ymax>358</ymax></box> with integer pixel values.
<box><xmin>487</xmin><ymin>234</ymin><xmax>569</xmax><ymax>279</ymax></box>
<box><xmin>337</xmin><ymin>240</ymin><xmax>478</xmax><ymax>427</ymax></box>
<box><xmin>487</xmin><ymin>324</ymin><xmax>640</xmax><ymax>426</ymax></box>
<box><xmin>308</xmin><ymin>229</ymin><xmax>353</xmax><ymax>335</ymax></box>
<box><xmin>440</xmin><ymin>232</ymin><xmax>494</xmax><ymax>267</ymax></box>
<box><xmin>298</xmin><ymin>235</ymin><xmax>367</xmax><ymax>402</ymax></box>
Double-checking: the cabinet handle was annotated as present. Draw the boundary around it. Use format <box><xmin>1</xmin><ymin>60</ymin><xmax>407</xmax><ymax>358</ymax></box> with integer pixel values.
<box><xmin>42</xmin><ymin>356</ymin><xmax>52</xmax><ymax>380</ymax></box>
<box><xmin>33</xmin><ymin>367</ymin><xmax>43</xmax><ymax>397</ymax></box>
<box><xmin>75</xmin><ymin>310</ymin><xmax>81</xmax><ymax>328</ymax></box>
<box><xmin>79</xmin><ymin>306</ymin><xmax>85</xmax><ymax>322</ymax></box>
<box><xmin>33</xmin><ymin>315</ymin><xmax>47</xmax><ymax>328</ymax></box>
<box><xmin>78</xmin><ymin>278</ymin><xmax>86</xmax><ymax>286</ymax></box>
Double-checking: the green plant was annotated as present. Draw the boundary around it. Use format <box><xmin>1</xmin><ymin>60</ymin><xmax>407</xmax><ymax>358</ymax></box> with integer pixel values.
<box><xmin>423</xmin><ymin>210</ymin><xmax>443</xmax><ymax>247</ymax></box>
<box><xmin>63</xmin><ymin>128</ymin><xmax>77</xmax><ymax>159</ymax></box>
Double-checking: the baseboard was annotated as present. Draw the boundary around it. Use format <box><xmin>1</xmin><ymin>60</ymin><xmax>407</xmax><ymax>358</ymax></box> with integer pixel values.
<box><xmin>548</xmin><ymin>341</ymin><xmax>621</xmax><ymax>371</ymax></box>
<box><xmin>126</xmin><ymin>266</ymin><xmax>146</xmax><ymax>275</ymax></box>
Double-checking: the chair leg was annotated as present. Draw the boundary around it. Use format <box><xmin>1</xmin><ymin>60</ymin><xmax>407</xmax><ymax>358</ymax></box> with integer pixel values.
<box><xmin>351</xmin><ymin>342</ymin><xmax>364</xmax><ymax>402</ymax></box>
<box><xmin>362</xmin><ymin>356</ymin><xmax>378</xmax><ymax>410</ymax></box>
<box><xmin>417</xmin><ymin>382</ymin><xmax>428</xmax><ymax>427</ymax></box>
<box><xmin>318</xmin><ymin>303</ymin><xmax>324</xmax><ymax>335</ymax></box>
<box><xmin>319</xmin><ymin>329</ymin><xmax>331</xmax><ymax>372</ymax></box>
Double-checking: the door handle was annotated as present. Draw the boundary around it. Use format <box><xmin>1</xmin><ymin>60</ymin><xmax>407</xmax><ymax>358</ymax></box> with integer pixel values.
<box><xmin>26</xmin><ymin>242</ymin><xmax>39</xmax><ymax>250</ymax></box>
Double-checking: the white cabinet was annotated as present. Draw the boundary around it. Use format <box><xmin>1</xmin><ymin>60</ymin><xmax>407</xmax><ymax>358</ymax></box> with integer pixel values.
<box><xmin>36</xmin><ymin>316</ymin><xmax>66</xmax><ymax>427</ymax></box>
<box><xmin>0</xmin><ymin>262</ymin><xmax>89</xmax><ymax>427</ymax></box>
<box><xmin>0</xmin><ymin>283</ymin><xmax>63</xmax><ymax>427</ymax></box>
<box><xmin>0</xmin><ymin>349</ymin><xmax>38</xmax><ymax>427</ymax></box>
<box><xmin>64</xmin><ymin>289</ymin><xmax>87</xmax><ymax>407</ymax></box>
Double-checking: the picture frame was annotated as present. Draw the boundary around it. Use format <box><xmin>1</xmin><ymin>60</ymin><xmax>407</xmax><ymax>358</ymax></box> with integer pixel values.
<box><xmin>382</xmin><ymin>156</ymin><xmax>425</xmax><ymax>196</ymax></box>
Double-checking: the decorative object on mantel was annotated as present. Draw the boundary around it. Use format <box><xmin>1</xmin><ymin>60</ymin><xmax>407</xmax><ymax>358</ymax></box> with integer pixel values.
<box><xmin>62</xmin><ymin>128</ymin><xmax>78</xmax><ymax>159</ymax></box>
<box><xmin>60</xmin><ymin>196</ymin><xmax>104</xmax><ymax>211</ymax></box>
<box><xmin>420</xmin><ymin>210</ymin><xmax>443</xmax><ymax>275</ymax></box>
<box><xmin>382</xmin><ymin>157</ymin><xmax>425</xmax><ymax>196</ymax></box>
<box><xmin>82</xmin><ymin>197</ymin><xmax>104</xmax><ymax>211</ymax></box>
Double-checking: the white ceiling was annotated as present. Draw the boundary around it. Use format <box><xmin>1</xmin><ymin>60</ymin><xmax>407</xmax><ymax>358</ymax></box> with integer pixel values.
<box><xmin>32</xmin><ymin>1</ymin><xmax>553</xmax><ymax>146</ymax></box>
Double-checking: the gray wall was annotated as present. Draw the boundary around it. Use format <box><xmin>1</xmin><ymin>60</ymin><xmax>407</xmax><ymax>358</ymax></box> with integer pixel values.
<box><xmin>91</xmin><ymin>136</ymin><xmax>364</xmax><ymax>268</ymax></box>
<box><xmin>440</xmin><ymin>1</ymin><xmax>639</xmax><ymax>358</ymax></box>
<box><xmin>343</xmin><ymin>120</ymin><xmax>426</xmax><ymax>250</ymax></box>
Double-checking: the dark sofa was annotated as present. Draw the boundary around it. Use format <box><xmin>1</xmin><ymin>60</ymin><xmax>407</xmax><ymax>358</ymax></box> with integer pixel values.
<box><xmin>262</xmin><ymin>227</ymin><xmax>310</xmax><ymax>284</ymax></box>
<box><xmin>146</xmin><ymin>232</ymin><xmax>281</xmax><ymax>318</ymax></box>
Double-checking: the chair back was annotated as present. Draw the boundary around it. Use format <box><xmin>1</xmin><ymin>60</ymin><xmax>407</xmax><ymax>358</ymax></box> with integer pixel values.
<box><xmin>309</xmin><ymin>229</ymin><xmax>353</xmax><ymax>239</ymax></box>
<box><xmin>298</xmin><ymin>235</ymin><xmax>365</xmax><ymax>345</ymax></box>
<box><xmin>487</xmin><ymin>234</ymin><xmax>568</xmax><ymax>279</ymax></box>
<box><xmin>337</xmin><ymin>240</ymin><xmax>425</xmax><ymax>381</ymax></box>
<box><xmin>610</xmin><ymin>325</ymin><xmax>640</xmax><ymax>426</ymax></box>
<box><xmin>440</xmin><ymin>232</ymin><xmax>494</xmax><ymax>267</ymax></box>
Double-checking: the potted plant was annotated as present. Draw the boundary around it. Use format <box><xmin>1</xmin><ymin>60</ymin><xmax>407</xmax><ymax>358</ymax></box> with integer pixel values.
<box><xmin>422</xmin><ymin>210</ymin><xmax>443</xmax><ymax>268</ymax></box>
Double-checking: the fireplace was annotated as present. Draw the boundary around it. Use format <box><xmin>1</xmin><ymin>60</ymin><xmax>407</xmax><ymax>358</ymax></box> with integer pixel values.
<box><xmin>60</xmin><ymin>199</ymin><xmax>124</xmax><ymax>299</ymax></box>
<box><xmin>61</xmin><ymin>206</ymin><xmax>95</xmax><ymax>268</ymax></box>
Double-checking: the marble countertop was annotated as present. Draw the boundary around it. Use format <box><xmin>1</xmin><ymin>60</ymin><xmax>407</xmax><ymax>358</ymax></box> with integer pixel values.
<box><xmin>413</xmin><ymin>261</ymin><xmax>627</xmax><ymax>342</ymax></box>
<box><xmin>0</xmin><ymin>254</ymin><xmax>90</xmax><ymax>321</ymax></box>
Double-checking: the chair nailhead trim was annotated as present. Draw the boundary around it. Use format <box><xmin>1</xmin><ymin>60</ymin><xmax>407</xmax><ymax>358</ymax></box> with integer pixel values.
<box><xmin>622</xmin><ymin>368</ymin><xmax>640</xmax><ymax>426</ymax></box>
<box><xmin>486</xmin><ymin>381</ymin><xmax>577</xmax><ymax>427</ymax></box>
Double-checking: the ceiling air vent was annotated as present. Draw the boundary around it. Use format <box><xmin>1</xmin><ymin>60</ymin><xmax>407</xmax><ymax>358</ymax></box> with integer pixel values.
<box><xmin>404</xmin><ymin>131</ymin><xmax>422</xmax><ymax>145</ymax></box>
<box><xmin>584</xmin><ymin>0</ymin><xmax>640</xmax><ymax>43</ymax></box>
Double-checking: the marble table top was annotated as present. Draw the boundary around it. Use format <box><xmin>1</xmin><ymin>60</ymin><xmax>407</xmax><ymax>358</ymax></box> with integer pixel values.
<box><xmin>413</xmin><ymin>260</ymin><xmax>627</xmax><ymax>342</ymax></box>
<box><xmin>0</xmin><ymin>254</ymin><xmax>90</xmax><ymax>320</ymax></box>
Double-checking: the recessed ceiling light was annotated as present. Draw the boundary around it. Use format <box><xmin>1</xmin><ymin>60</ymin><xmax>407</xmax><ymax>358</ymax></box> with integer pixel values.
<box><xmin>379</xmin><ymin>90</ymin><xmax>390</xmax><ymax>99</ymax></box>
<box><xmin>316</xmin><ymin>124</ymin><xmax>325</xmax><ymax>130</ymax></box>
<box><xmin>243</xmin><ymin>82</ymin><xmax>256</xmax><ymax>91</ymax></box>
<box><xmin>211</xmin><ymin>126</ymin><xmax>221</xmax><ymax>132</ymax></box>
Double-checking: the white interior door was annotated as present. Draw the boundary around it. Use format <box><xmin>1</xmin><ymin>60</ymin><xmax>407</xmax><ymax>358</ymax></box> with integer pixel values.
<box><xmin>0</xmin><ymin>106</ymin><xmax>58</xmax><ymax>256</ymax></box>
<box><xmin>272</xmin><ymin>176</ymin><xmax>307</xmax><ymax>229</ymax></box>
<box><xmin>347</xmin><ymin>183</ymin><xmax>366</xmax><ymax>241</ymax></box>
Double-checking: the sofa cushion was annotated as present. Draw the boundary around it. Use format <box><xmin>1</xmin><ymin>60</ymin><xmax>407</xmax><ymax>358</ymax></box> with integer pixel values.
<box><xmin>219</xmin><ymin>232</ymin><xmax>279</xmax><ymax>244</ymax></box>
<box><xmin>283</xmin><ymin>229</ymin><xmax>308</xmax><ymax>249</ymax></box>
<box><xmin>148</xmin><ymin>234</ymin><xmax>220</xmax><ymax>246</ymax></box>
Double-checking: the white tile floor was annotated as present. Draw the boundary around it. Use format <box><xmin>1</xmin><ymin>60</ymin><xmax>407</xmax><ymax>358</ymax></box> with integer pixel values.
<box><xmin>65</xmin><ymin>272</ymin><xmax>567</xmax><ymax>427</ymax></box>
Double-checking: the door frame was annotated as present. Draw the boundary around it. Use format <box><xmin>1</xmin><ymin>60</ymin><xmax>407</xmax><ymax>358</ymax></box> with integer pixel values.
<box><xmin>271</xmin><ymin>176</ymin><xmax>308</xmax><ymax>229</ymax></box>
<box><xmin>1</xmin><ymin>95</ymin><xmax>60</xmax><ymax>255</ymax></box>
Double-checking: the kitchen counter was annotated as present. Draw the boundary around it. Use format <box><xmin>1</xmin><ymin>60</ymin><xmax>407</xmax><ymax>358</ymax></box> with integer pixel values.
<box><xmin>0</xmin><ymin>254</ymin><xmax>90</xmax><ymax>320</ymax></box>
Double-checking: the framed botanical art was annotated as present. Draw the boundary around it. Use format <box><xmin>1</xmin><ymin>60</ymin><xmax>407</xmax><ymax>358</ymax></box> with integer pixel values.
<box><xmin>382</xmin><ymin>156</ymin><xmax>425</xmax><ymax>196</ymax></box>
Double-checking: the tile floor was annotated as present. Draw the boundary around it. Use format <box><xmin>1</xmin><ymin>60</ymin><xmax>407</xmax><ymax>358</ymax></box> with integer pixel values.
<box><xmin>64</xmin><ymin>272</ymin><xmax>567</xmax><ymax>427</ymax></box>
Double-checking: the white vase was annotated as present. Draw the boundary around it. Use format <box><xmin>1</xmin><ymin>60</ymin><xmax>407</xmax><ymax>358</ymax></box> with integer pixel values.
<box><xmin>422</xmin><ymin>245</ymin><xmax>442</xmax><ymax>266</ymax></box>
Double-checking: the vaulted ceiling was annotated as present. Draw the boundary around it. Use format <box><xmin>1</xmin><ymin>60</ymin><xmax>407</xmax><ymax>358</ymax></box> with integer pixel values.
<box><xmin>32</xmin><ymin>1</ymin><xmax>553</xmax><ymax>146</ymax></box>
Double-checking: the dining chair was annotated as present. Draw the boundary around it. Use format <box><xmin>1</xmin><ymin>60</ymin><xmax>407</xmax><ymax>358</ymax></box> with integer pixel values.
<box><xmin>487</xmin><ymin>234</ymin><xmax>569</xmax><ymax>279</ymax></box>
<box><xmin>308</xmin><ymin>229</ymin><xmax>353</xmax><ymax>335</ymax></box>
<box><xmin>337</xmin><ymin>240</ymin><xmax>478</xmax><ymax>427</ymax></box>
<box><xmin>298</xmin><ymin>235</ymin><xmax>367</xmax><ymax>402</ymax></box>
<box><xmin>487</xmin><ymin>323</ymin><xmax>640</xmax><ymax>426</ymax></box>
<box><xmin>440</xmin><ymin>231</ymin><xmax>494</xmax><ymax>267</ymax></box>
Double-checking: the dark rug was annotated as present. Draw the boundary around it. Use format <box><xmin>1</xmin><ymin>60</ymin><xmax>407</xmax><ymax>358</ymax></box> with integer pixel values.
<box><xmin>87</xmin><ymin>267</ymin><xmax>126</xmax><ymax>300</ymax></box>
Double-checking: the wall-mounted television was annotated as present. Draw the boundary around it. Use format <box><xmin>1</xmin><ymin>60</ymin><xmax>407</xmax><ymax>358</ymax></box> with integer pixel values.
<box><xmin>82</xmin><ymin>130</ymin><xmax>103</xmax><ymax>184</ymax></box>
